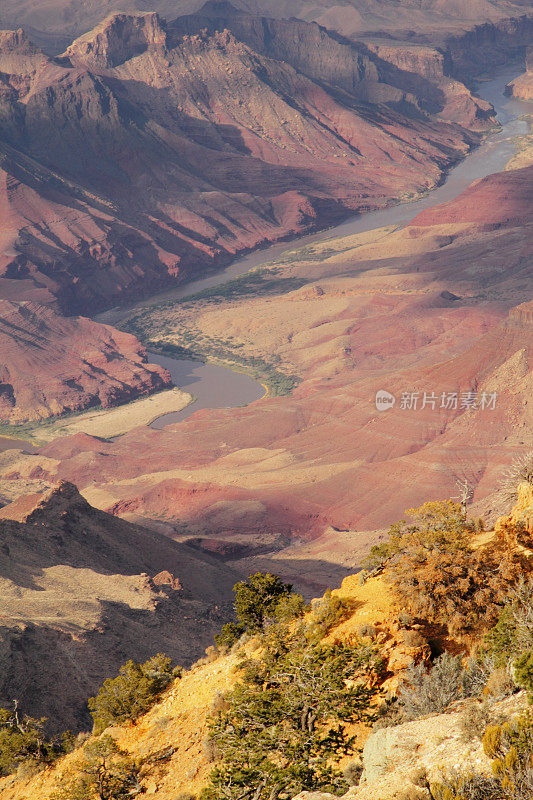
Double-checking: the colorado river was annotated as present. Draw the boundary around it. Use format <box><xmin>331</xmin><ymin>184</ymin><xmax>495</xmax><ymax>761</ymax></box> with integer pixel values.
<box><xmin>97</xmin><ymin>66</ymin><xmax>532</xmax><ymax>430</ymax></box>
<box><xmin>0</xmin><ymin>436</ymin><xmax>39</xmax><ymax>454</ymax></box>
<box><xmin>147</xmin><ymin>353</ymin><xmax>266</xmax><ymax>428</ymax></box>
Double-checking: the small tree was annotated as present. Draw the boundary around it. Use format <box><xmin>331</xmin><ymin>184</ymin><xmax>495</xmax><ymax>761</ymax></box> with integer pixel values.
<box><xmin>88</xmin><ymin>654</ymin><xmax>173</xmax><ymax>734</ymax></box>
<box><xmin>53</xmin><ymin>735</ymin><xmax>142</xmax><ymax>800</ymax></box>
<box><xmin>0</xmin><ymin>704</ymin><xmax>48</xmax><ymax>776</ymax></box>
<box><xmin>365</xmin><ymin>501</ymin><xmax>521</xmax><ymax>635</ymax></box>
<box><xmin>455</xmin><ymin>478</ymin><xmax>474</xmax><ymax>519</ymax></box>
<box><xmin>233</xmin><ymin>573</ymin><xmax>297</xmax><ymax>632</ymax></box>
<box><xmin>0</xmin><ymin>701</ymin><xmax>71</xmax><ymax>777</ymax></box>
<box><xmin>216</xmin><ymin>573</ymin><xmax>305</xmax><ymax>649</ymax></box>
<box><xmin>203</xmin><ymin>629</ymin><xmax>376</xmax><ymax>800</ymax></box>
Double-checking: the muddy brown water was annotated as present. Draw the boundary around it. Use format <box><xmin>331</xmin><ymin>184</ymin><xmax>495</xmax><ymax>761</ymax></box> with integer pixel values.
<box><xmin>147</xmin><ymin>354</ymin><xmax>266</xmax><ymax>428</ymax></box>
<box><xmin>0</xmin><ymin>436</ymin><xmax>39</xmax><ymax>453</ymax></box>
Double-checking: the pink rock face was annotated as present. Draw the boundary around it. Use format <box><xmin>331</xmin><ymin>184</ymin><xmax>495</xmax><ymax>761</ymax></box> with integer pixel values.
<box><xmin>411</xmin><ymin>163</ymin><xmax>533</xmax><ymax>226</ymax></box>
<box><xmin>0</xmin><ymin>300</ymin><xmax>171</xmax><ymax>423</ymax></box>
<box><xmin>6</xmin><ymin>164</ymin><xmax>530</xmax><ymax>543</ymax></box>
<box><xmin>0</xmin><ymin>6</ymin><xmax>497</xmax><ymax>313</ymax></box>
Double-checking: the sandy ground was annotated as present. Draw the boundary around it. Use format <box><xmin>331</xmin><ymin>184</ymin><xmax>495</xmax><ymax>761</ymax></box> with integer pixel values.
<box><xmin>33</xmin><ymin>388</ymin><xmax>192</xmax><ymax>442</ymax></box>
<box><xmin>506</xmin><ymin>116</ymin><xmax>533</xmax><ymax>170</ymax></box>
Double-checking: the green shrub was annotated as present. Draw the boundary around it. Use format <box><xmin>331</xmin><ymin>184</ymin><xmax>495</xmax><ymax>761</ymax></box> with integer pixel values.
<box><xmin>515</xmin><ymin>649</ymin><xmax>533</xmax><ymax>698</ymax></box>
<box><xmin>484</xmin><ymin>577</ymin><xmax>533</xmax><ymax>702</ymax></box>
<box><xmin>483</xmin><ymin>713</ymin><xmax>533</xmax><ymax>799</ymax></box>
<box><xmin>52</xmin><ymin>735</ymin><xmax>141</xmax><ymax>800</ymax></box>
<box><xmin>484</xmin><ymin>577</ymin><xmax>533</xmax><ymax>668</ymax></box>
<box><xmin>215</xmin><ymin>622</ymin><xmax>246</xmax><ymax>651</ymax></box>
<box><xmin>271</xmin><ymin>592</ymin><xmax>307</xmax><ymax>624</ymax></box>
<box><xmin>307</xmin><ymin>590</ymin><xmax>356</xmax><ymax>639</ymax></box>
<box><xmin>430</xmin><ymin>769</ymin><xmax>501</xmax><ymax>799</ymax></box>
<box><xmin>202</xmin><ymin>630</ymin><xmax>376</xmax><ymax>800</ymax></box>
<box><xmin>88</xmin><ymin>654</ymin><xmax>173</xmax><ymax>734</ymax></box>
<box><xmin>398</xmin><ymin>652</ymin><xmax>485</xmax><ymax>720</ymax></box>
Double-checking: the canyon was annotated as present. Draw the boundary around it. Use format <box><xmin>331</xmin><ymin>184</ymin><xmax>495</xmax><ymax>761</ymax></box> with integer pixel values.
<box><xmin>1</xmin><ymin>144</ymin><xmax>531</xmax><ymax>592</ymax></box>
<box><xmin>0</xmin><ymin>5</ymin><xmax>497</xmax><ymax>316</ymax></box>
<box><xmin>1</xmin><ymin>1</ymin><xmax>526</xmax><ymax>438</ymax></box>
<box><xmin>0</xmin><ymin>480</ymin><xmax>237</xmax><ymax>732</ymax></box>
<box><xmin>0</xmin><ymin>0</ymin><xmax>531</xmax><ymax>750</ymax></box>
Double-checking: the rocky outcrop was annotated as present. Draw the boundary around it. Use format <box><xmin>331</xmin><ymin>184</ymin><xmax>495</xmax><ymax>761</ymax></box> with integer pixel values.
<box><xmin>64</xmin><ymin>11</ymin><xmax>168</xmax><ymax>68</ymax></box>
<box><xmin>174</xmin><ymin>3</ymin><xmax>493</xmax><ymax>127</ymax></box>
<box><xmin>357</xmin><ymin>694</ymin><xmax>527</xmax><ymax>796</ymax></box>
<box><xmin>509</xmin><ymin>299</ymin><xmax>533</xmax><ymax>327</ymax></box>
<box><xmin>0</xmin><ymin>300</ymin><xmax>171</xmax><ymax>424</ymax></box>
<box><xmin>0</xmin><ymin>27</ymin><xmax>47</xmax><ymax>70</ymax></box>
<box><xmin>496</xmin><ymin>481</ymin><xmax>533</xmax><ymax>534</ymax></box>
<box><xmin>445</xmin><ymin>16</ymin><xmax>533</xmax><ymax>80</ymax></box>
<box><xmin>365</xmin><ymin>42</ymin><xmax>493</xmax><ymax>127</ymax></box>
<box><xmin>292</xmin><ymin>694</ymin><xmax>528</xmax><ymax>800</ymax></box>
<box><xmin>0</xmin><ymin>481</ymin><xmax>238</xmax><ymax>732</ymax></box>
<box><xmin>506</xmin><ymin>47</ymin><xmax>533</xmax><ymax>99</ymax></box>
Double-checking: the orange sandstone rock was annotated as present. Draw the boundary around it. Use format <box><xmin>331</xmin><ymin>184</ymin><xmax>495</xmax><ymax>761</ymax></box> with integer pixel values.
<box><xmin>496</xmin><ymin>481</ymin><xmax>533</xmax><ymax>534</ymax></box>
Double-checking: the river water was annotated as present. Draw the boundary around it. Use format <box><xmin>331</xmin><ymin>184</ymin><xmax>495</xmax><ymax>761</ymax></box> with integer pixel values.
<box><xmin>147</xmin><ymin>352</ymin><xmax>266</xmax><ymax>428</ymax></box>
<box><xmin>100</xmin><ymin>66</ymin><xmax>531</xmax><ymax>325</ymax></box>
<box><xmin>4</xmin><ymin>66</ymin><xmax>526</xmax><ymax>445</ymax></box>
<box><xmin>128</xmin><ymin>66</ymin><xmax>532</xmax><ymax>429</ymax></box>
<box><xmin>0</xmin><ymin>436</ymin><xmax>39</xmax><ymax>454</ymax></box>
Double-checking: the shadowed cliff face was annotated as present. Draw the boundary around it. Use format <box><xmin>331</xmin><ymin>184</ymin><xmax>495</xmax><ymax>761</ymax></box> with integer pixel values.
<box><xmin>0</xmin><ymin>482</ymin><xmax>239</xmax><ymax>732</ymax></box>
<box><xmin>0</xmin><ymin>6</ymin><xmax>496</xmax><ymax>314</ymax></box>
